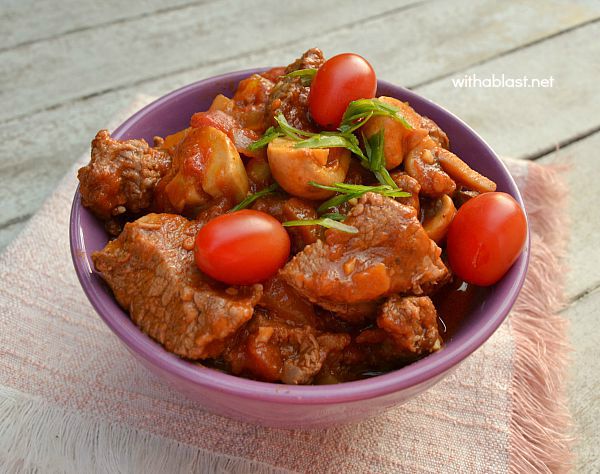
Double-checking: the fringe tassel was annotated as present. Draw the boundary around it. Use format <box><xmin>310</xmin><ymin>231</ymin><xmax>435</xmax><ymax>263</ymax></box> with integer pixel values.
<box><xmin>0</xmin><ymin>387</ymin><xmax>289</xmax><ymax>474</ymax></box>
<box><xmin>509</xmin><ymin>163</ymin><xmax>574</xmax><ymax>473</ymax></box>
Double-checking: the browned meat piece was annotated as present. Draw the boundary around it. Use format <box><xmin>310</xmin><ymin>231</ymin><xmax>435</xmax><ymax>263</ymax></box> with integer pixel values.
<box><xmin>313</xmin><ymin>300</ymin><xmax>380</xmax><ymax>325</ymax></box>
<box><xmin>390</xmin><ymin>171</ymin><xmax>421</xmax><ymax>213</ymax></box>
<box><xmin>419</xmin><ymin>115</ymin><xmax>449</xmax><ymax>149</ymax></box>
<box><xmin>245</xmin><ymin>156</ymin><xmax>273</xmax><ymax>192</ymax></box>
<box><xmin>281</xmin><ymin>193</ymin><xmax>449</xmax><ymax>310</ymax></box>
<box><xmin>231</xmin><ymin>71</ymin><xmax>280</xmax><ymax>133</ymax></box>
<box><xmin>260</xmin><ymin>67</ymin><xmax>286</xmax><ymax>83</ymax></box>
<box><xmin>223</xmin><ymin>310</ymin><xmax>350</xmax><ymax>384</ymax></box>
<box><xmin>313</xmin><ymin>307</ymin><xmax>362</xmax><ymax>333</ymax></box>
<box><xmin>267</xmin><ymin>48</ymin><xmax>325</xmax><ymax>131</ymax></box>
<box><xmin>282</xmin><ymin>198</ymin><xmax>323</xmax><ymax>253</ymax></box>
<box><xmin>345</xmin><ymin>158</ymin><xmax>375</xmax><ymax>185</ymax></box>
<box><xmin>259</xmin><ymin>276</ymin><xmax>319</xmax><ymax>327</ymax></box>
<box><xmin>251</xmin><ymin>193</ymin><xmax>287</xmax><ymax>217</ymax></box>
<box><xmin>252</xmin><ymin>195</ymin><xmax>323</xmax><ymax>253</ymax></box>
<box><xmin>194</xmin><ymin>196</ymin><xmax>232</xmax><ymax>223</ymax></box>
<box><xmin>92</xmin><ymin>213</ymin><xmax>262</xmax><ymax>360</ymax></box>
<box><xmin>376</xmin><ymin>295</ymin><xmax>442</xmax><ymax>355</ymax></box>
<box><xmin>285</xmin><ymin>48</ymin><xmax>325</xmax><ymax>73</ymax></box>
<box><xmin>78</xmin><ymin>130</ymin><xmax>171</xmax><ymax>221</ymax></box>
<box><xmin>316</xmin><ymin>296</ymin><xmax>442</xmax><ymax>383</ymax></box>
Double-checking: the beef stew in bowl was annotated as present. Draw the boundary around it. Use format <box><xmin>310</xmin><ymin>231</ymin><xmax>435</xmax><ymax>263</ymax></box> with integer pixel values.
<box><xmin>71</xmin><ymin>49</ymin><xmax>528</xmax><ymax>426</ymax></box>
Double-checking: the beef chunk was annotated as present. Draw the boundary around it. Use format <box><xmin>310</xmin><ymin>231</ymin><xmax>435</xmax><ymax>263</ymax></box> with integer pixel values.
<box><xmin>390</xmin><ymin>171</ymin><xmax>421</xmax><ymax>213</ymax></box>
<box><xmin>193</xmin><ymin>196</ymin><xmax>232</xmax><ymax>222</ymax></box>
<box><xmin>230</xmin><ymin>71</ymin><xmax>280</xmax><ymax>133</ymax></box>
<box><xmin>281</xmin><ymin>193</ymin><xmax>449</xmax><ymax>310</ymax></box>
<box><xmin>282</xmin><ymin>198</ymin><xmax>323</xmax><ymax>253</ymax></box>
<box><xmin>92</xmin><ymin>213</ymin><xmax>262</xmax><ymax>359</ymax></box>
<box><xmin>313</xmin><ymin>300</ymin><xmax>380</xmax><ymax>325</ymax></box>
<box><xmin>285</xmin><ymin>47</ymin><xmax>325</xmax><ymax>73</ymax></box>
<box><xmin>375</xmin><ymin>295</ymin><xmax>442</xmax><ymax>354</ymax></box>
<box><xmin>267</xmin><ymin>48</ymin><xmax>325</xmax><ymax>131</ymax></box>
<box><xmin>318</xmin><ymin>296</ymin><xmax>442</xmax><ymax>383</ymax></box>
<box><xmin>419</xmin><ymin>115</ymin><xmax>449</xmax><ymax>149</ymax></box>
<box><xmin>78</xmin><ymin>130</ymin><xmax>171</xmax><ymax>221</ymax></box>
<box><xmin>252</xmin><ymin>195</ymin><xmax>322</xmax><ymax>253</ymax></box>
<box><xmin>223</xmin><ymin>310</ymin><xmax>350</xmax><ymax>384</ymax></box>
<box><xmin>259</xmin><ymin>276</ymin><xmax>319</xmax><ymax>328</ymax></box>
<box><xmin>251</xmin><ymin>193</ymin><xmax>286</xmax><ymax>216</ymax></box>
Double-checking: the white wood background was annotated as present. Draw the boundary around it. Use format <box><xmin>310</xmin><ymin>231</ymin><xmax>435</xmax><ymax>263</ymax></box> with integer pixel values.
<box><xmin>1</xmin><ymin>0</ymin><xmax>599</xmax><ymax>470</ymax></box>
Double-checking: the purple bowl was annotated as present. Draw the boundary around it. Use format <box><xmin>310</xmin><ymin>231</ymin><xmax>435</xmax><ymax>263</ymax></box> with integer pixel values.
<box><xmin>70</xmin><ymin>69</ymin><xmax>530</xmax><ymax>428</ymax></box>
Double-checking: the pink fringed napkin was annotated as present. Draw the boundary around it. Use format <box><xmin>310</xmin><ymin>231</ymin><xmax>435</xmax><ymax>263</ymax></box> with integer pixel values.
<box><xmin>0</xmin><ymin>148</ymin><xmax>572</xmax><ymax>472</ymax></box>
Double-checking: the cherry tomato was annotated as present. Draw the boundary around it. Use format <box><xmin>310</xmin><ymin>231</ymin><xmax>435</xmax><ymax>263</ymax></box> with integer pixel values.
<box><xmin>446</xmin><ymin>192</ymin><xmax>527</xmax><ymax>286</ymax></box>
<box><xmin>194</xmin><ymin>210</ymin><xmax>290</xmax><ymax>285</ymax></box>
<box><xmin>309</xmin><ymin>53</ymin><xmax>377</xmax><ymax>129</ymax></box>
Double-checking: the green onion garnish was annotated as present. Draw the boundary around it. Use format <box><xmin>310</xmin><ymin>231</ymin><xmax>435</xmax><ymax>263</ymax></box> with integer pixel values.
<box><xmin>310</xmin><ymin>181</ymin><xmax>410</xmax><ymax>213</ymax></box>
<box><xmin>282</xmin><ymin>217</ymin><xmax>358</xmax><ymax>234</ymax></box>
<box><xmin>229</xmin><ymin>183</ymin><xmax>279</xmax><ymax>212</ymax></box>
<box><xmin>338</xmin><ymin>98</ymin><xmax>412</xmax><ymax>134</ymax></box>
<box><xmin>247</xmin><ymin>113</ymin><xmax>366</xmax><ymax>159</ymax></box>
<box><xmin>284</xmin><ymin>68</ymin><xmax>318</xmax><ymax>86</ymax></box>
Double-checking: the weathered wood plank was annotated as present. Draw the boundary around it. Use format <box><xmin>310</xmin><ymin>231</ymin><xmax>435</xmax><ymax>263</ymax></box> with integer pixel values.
<box><xmin>1</xmin><ymin>0</ymin><xmax>599</xmax><ymax>123</ymax></box>
<box><xmin>415</xmin><ymin>20</ymin><xmax>600</xmax><ymax>160</ymax></box>
<box><xmin>536</xmin><ymin>131</ymin><xmax>600</xmax><ymax>301</ymax></box>
<box><xmin>0</xmin><ymin>0</ymin><xmax>208</xmax><ymax>50</ymax></box>
<box><xmin>562</xmin><ymin>287</ymin><xmax>600</xmax><ymax>472</ymax></box>
<box><xmin>2</xmin><ymin>2</ymin><xmax>600</xmax><ymax>245</ymax></box>
<box><xmin>0</xmin><ymin>0</ymin><xmax>419</xmax><ymax>123</ymax></box>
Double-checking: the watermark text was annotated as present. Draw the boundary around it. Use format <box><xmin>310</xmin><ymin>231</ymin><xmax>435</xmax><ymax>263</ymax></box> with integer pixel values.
<box><xmin>451</xmin><ymin>73</ymin><xmax>555</xmax><ymax>88</ymax></box>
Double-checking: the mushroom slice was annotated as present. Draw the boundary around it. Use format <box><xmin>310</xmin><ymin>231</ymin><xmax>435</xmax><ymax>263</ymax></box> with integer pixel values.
<box><xmin>422</xmin><ymin>194</ymin><xmax>457</xmax><ymax>244</ymax></box>
<box><xmin>436</xmin><ymin>149</ymin><xmax>497</xmax><ymax>193</ymax></box>
<box><xmin>267</xmin><ymin>137</ymin><xmax>351</xmax><ymax>200</ymax></box>
<box><xmin>154</xmin><ymin>126</ymin><xmax>249</xmax><ymax>214</ymax></box>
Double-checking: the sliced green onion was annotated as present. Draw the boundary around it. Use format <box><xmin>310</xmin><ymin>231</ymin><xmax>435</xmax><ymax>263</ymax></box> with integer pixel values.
<box><xmin>338</xmin><ymin>98</ymin><xmax>412</xmax><ymax>134</ymax></box>
<box><xmin>249</xmin><ymin>113</ymin><xmax>367</xmax><ymax>159</ymax></box>
<box><xmin>247</xmin><ymin>126</ymin><xmax>284</xmax><ymax>151</ymax></box>
<box><xmin>284</xmin><ymin>68</ymin><xmax>318</xmax><ymax>86</ymax></box>
<box><xmin>309</xmin><ymin>181</ymin><xmax>411</xmax><ymax>213</ymax></box>
<box><xmin>229</xmin><ymin>183</ymin><xmax>279</xmax><ymax>212</ymax></box>
<box><xmin>294</xmin><ymin>134</ymin><xmax>366</xmax><ymax>159</ymax></box>
<box><xmin>283</xmin><ymin>218</ymin><xmax>358</xmax><ymax>234</ymax></box>
<box><xmin>363</xmin><ymin>130</ymin><xmax>398</xmax><ymax>188</ymax></box>
<box><xmin>320</xmin><ymin>212</ymin><xmax>346</xmax><ymax>221</ymax></box>
<box><xmin>274</xmin><ymin>113</ymin><xmax>314</xmax><ymax>141</ymax></box>
<box><xmin>317</xmin><ymin>192</ymin><xmax>365</xmax><ymax>214</ymax></box>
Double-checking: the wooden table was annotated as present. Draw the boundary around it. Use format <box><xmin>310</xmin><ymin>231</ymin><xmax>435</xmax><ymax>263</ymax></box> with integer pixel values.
<box><xmin>1</xmin><ymin>0</ymin><xmax>598</xmax><ymax>470</ymax></box>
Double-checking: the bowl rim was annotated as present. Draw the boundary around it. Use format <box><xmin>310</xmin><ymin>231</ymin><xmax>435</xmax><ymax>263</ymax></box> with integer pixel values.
<box><xmin>70</xmin><ymin>69</ymin><xmax>530</xmax><ymax>405</ymax></box>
